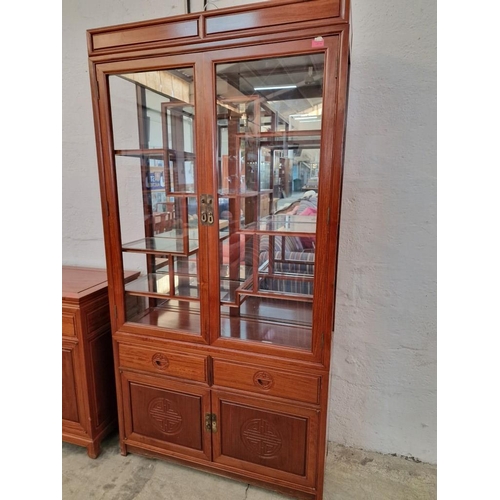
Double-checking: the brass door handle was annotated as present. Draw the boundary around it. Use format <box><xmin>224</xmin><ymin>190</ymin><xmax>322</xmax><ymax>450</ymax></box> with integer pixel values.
<box><xmin>200</xmin><ymin>194</ymin><xmax>214</xmax><ymax>226</ymax></box>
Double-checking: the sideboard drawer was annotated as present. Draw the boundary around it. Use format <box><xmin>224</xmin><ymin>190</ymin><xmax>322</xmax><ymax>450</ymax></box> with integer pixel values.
<box><xmin>119</xmin><ymin>343</ymin><xmax>208</xmax><ymax>384</ymax></box>
<box><xmin>62</xmin><ymin>311</ymin><xmax>76</xmax><ymax>337</ymax></box>
<box><xmin>212</xmin><ymin>359</ymin><xmax>321</xmax><ymax>405</ymax></box>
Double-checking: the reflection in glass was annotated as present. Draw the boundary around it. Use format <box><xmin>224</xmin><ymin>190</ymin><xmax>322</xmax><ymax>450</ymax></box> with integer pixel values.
<box><xmin>216</xmin><ymin>53</ymin><xmax>325</xmax><ymax>350</ymax></box>
<box><xmin>109</xmin><ymin>68</ymin><xmax>201</xmax><ymax>334</ymax></box>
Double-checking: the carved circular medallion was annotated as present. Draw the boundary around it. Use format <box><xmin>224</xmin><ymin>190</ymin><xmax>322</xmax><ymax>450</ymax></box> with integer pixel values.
<box><xmin>253</xmin><ymin>371</ymin><xmax>274</xmax><ymax>390</ymax></box>
<box><xmin>148</xmin><ymin>397</ymin><xmax>182</xmax><ymax>434</ymax></box>
<box><xmin>152</xmin><ymin>353</ymin><xmax>169</xmax><ymax>370</ymax></box>
<box><xmin>241</xmin><ymin>418</ymin><xmax>282</xmax><ymax>458</ymax></box>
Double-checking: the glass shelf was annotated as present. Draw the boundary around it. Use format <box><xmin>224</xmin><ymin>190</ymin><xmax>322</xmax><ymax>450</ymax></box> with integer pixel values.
<box><xmin>115</xmin><ymin>149</ymin><xmax>164</xmax><ymax>159</ymax></box>
<box><xmin>220</xmin><ymin>317</ymin><xmax>312</xmax><ymax>349</ymax></box>
<box><xmin>122</xmin><ymin>232</ymin><xmax>200</xmax><ymax>256</ymax></box>
<box><xmin>219</xmin><ymin>296</ymin><xmax>312</xmax><ymax>348</ymax></box>
<box><xmin>233</xmin><ymin>130</ymin><xmax>321</xmax><ymax>139</ymax></box>
<box><xmin>241</xmin><ymin>215</ymin><xmax>317</xmax><ymax>234</ymax></box>
<box><xmin>125</xmin><ymin>273</ymin><xmax>200</xmax><ymax>299</ymax></box>
<box><xmin>217</xmin><ymin>189</ymin><xmax>263</xmax><ymax>197</ymax></box>
<box><xmin>129</xmin><ymin>299</ymin><xmax>201</xmax><ymax>334</ymax></box>
<box><xmin>123</xmin><ymin>224</ymin><xmax>230</xmax><ymax>256</ymax></box>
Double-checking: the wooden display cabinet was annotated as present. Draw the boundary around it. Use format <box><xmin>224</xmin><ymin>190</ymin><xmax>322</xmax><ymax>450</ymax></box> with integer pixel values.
<box><xmin>87</xmin><ymin>0</ymin><xmax>350</xmax><ymax>497</ymax></box>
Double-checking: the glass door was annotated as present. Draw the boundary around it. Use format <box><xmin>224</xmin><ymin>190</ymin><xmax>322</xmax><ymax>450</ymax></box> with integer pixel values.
<box><xmin>212</xmin><ymin>40</ymin><xmax>337</xmax><ymax>355</ymax></box>
<box><xmin>98</xmin><ymin>37</ymin><xmax>339</xmax><ymax>352</ymax></box>
<box><xmin>105</xmin><ymin>63</ymin><xmax>206</xmax><ymax>338</ymax></box>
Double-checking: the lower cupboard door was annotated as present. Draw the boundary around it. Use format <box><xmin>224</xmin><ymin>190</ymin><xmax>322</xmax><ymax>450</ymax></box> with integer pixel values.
<box><xmin>212</xmin><ymin>390</ymin><xmax>319</xmax><ymax>488</ymax></box>
<box><xmin>120</xmin><ymin>371</ymin><xmax>212</xmax><ymax>461</ymax></box>
<box><xmin>62</xmin><ymin>342</ymin><xmax>83</xmax><ymax>426</ymax></box>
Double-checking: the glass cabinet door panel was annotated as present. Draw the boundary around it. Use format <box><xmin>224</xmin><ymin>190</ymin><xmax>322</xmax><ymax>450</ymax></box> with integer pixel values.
<box><xmin>215</xmin><ymin>53</ymin><xmax>324</xmax><ymax>350</ymax></box>
<box><xmin>109</xmin><ymin>68</ymin><xmax>201</xmax><ymax>335</ymax></box>
<box><xmin>163</xmin><ymin>102</ymin><xmax>196</xmax><ymax>194</ymax></box>
<box><xmin>110</xmin><ymin>70</ymin><xmax>194</xmax><ymax>150</ymax></box>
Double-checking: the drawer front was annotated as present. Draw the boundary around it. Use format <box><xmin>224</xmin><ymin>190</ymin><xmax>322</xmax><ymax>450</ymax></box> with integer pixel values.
<box><xmin>213</xmin><ymin>360</ymin><xmax>321</xmax><ymax>405</ymax></box>
<box><xmin>62</xmin><ymin>310</ymin><xmax>77</xmax><ymax>337</ymax></box>
<box><xmin>119</xmin><ymin>343</ymin><xmax>207</xmax><ymax>383</ymax></box>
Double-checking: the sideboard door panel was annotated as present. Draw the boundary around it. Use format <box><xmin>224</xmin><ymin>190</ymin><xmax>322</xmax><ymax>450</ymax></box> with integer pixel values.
<box><xmin>62</xmin><ymin>343</ymin><xmax>82</xmax><ymax>425</ymax></box>
<box><xmin>212</xmin><ymin>391</ymin><xmax>319</xmax><ymax>487</ymax></box>
<box><xmin>121</xmin><ymin>371</ymin><xmax>211</xmax><ymax>461</ymax></box>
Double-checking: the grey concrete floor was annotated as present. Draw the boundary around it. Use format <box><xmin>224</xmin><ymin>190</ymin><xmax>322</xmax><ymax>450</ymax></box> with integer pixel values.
<box><xmin>62</xmin><ymin>433</ymin><xmax>436</xmax><ymax>499</ymax></box>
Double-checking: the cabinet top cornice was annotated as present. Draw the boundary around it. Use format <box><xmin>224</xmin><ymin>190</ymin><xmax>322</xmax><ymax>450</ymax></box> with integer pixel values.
<box><xmin>87</xmin><ymin>0</ymin><xmax>349</xmax><ymax>59</ymax></box>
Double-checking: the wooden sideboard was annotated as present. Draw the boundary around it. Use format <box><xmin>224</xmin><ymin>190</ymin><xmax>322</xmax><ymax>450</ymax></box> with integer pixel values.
<box><xmin>62</xmin><ymin>266</ymin><xmax>138</xmax><ymax>458</ymax></box>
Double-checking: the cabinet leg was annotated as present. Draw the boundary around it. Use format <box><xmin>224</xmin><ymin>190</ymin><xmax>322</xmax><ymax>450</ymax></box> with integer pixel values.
<box><xmin>86</xmin><ymin>441</ymin><xmax>100</xmax><ymax>459</ymax></box>
<box><xmin>120</xmin><ymin>440</ymin><xmax>128</xmax><ymax>456</ymax></box>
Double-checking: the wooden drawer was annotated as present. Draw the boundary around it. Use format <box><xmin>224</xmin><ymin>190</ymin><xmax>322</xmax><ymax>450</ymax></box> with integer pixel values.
<box><xmin>119</xmin><ymin>343</ymin><xmax>208</xmax><ymax>384</ymax></box>
<box><xmin>212</xmin><ymin>359</ymin><xmax>321</xmax><ymax>405</ymax></box>
<box><xmin>62</xmin><ymin>310</ymin><xmax>77</xmax><ymax>337</ymax></box>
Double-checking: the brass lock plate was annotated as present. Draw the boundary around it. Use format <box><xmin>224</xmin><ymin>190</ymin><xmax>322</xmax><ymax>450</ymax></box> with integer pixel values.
<box><xmin>205</xmin><ymin>413</ymin><xmax>217</xmax><ymax>432</ymax></box>
<box><xmin>200</xmin><ymin>194</ymin><xmax>214</xmax><ymax>226</ymax></box>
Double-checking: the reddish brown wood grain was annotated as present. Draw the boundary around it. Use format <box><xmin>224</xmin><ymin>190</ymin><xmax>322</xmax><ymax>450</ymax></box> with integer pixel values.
<box><xmin>87</xmin><ymin>0</ymin><xmax>349</xmax><ymax>58</ymax></box>
<box><xmin>92</xmin><ymin>20</ymin><xmax>199</xmax><ymax>51</ymax></box>
<box><xmin>118</xmin><ymin>343</ymin><xmax>208</xmax><ymax>383</ymax></box>
<box><xmin>120</xmin><ymin>371</ymin><xmax>212</xmax><ymax>461</ymax></box>
<box><xmin>212</xmin><ymin>358</ymin><xmax>321</xmax><ymax>404</ymax></box>
<box><xmin>87</xmin><ymin>1</ymin><xmax>350</xmax><ymax>497</ymax></box>
<box><xmin>62</xmin><ymin>267</ymin><xmax>139</xmax><ymax>458</ymax></box>
<box><xmin>205</xmin><ymin>0</ymin><xmax>340</xmax><ymax>36</ymax></box>
<box><xmin>212</xmin><ymin>390</ymin><xmax>320</xmax><ymax>488</ymax></box>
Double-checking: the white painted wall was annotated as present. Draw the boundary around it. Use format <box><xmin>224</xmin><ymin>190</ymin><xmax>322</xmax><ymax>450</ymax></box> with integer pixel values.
<box><xmin>62</xmin><ymin>0</ymin><xmax>436</xmax><ymax>462</ymax></box>
<box><xmin>330</xmin><ymin>0</ymin><xmax>436</xmax><ymax>463</ymax></box>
